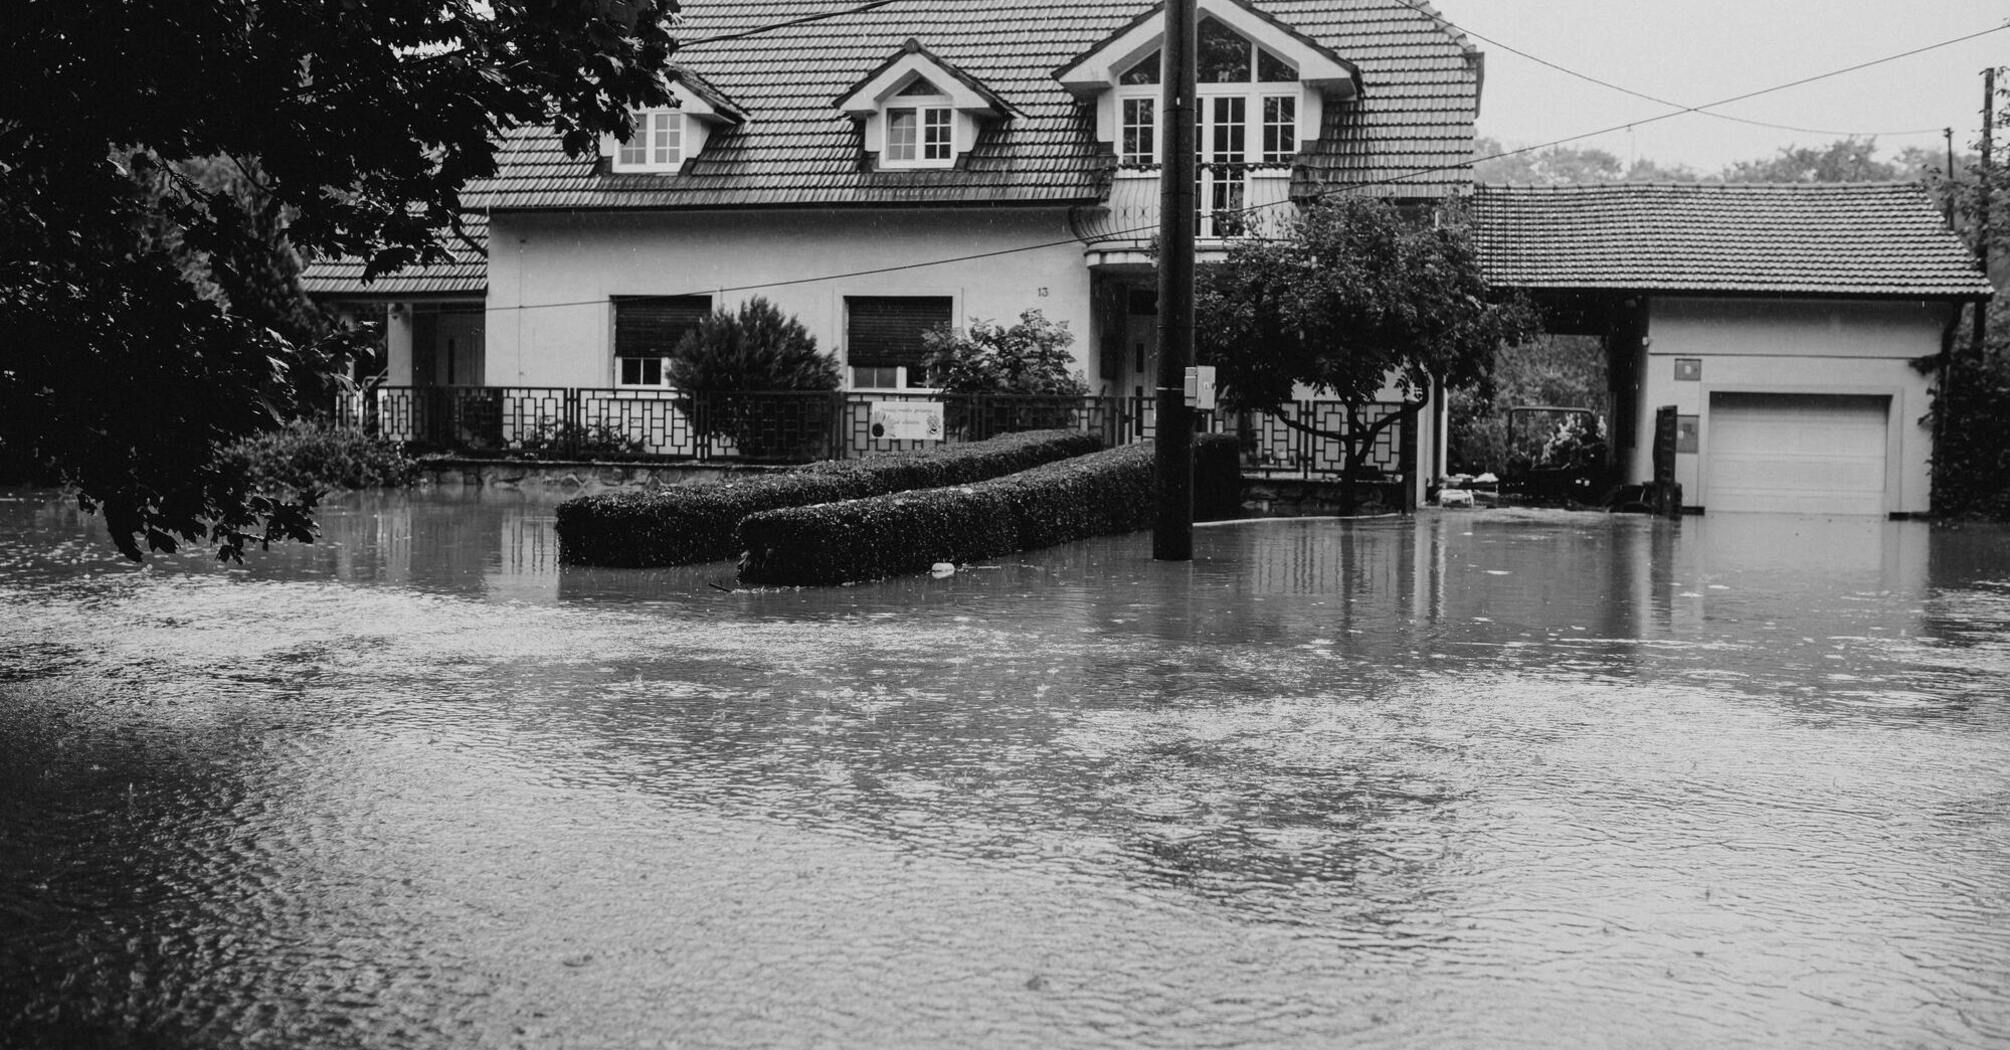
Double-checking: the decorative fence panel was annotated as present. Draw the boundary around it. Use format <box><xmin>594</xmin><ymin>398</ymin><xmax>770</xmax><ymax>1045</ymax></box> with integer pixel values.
<box><xmin>335</xmin><ymin>386</ymin><xmax>1415</xmax><ymax>481</ymax></box>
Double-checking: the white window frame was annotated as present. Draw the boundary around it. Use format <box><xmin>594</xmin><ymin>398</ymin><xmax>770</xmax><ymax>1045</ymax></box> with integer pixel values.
<box><xmin>612</xmin><ymin>108</ymin><xmax>686</xmax><ymax>174</ymax></box>
<box><xmin>883</xmin><ymin>98</ymin><xmax>955</xmax><ymax>168</ymax></box>
<box><xmin>616</xmin><ymin>355</ymin><xmax>670</xmax><ymax>388</ymax></box>
<box><xmin>1109</xmin><ymin>30</ymin><xmax>1304</xmax><ymax>169</ymax></box>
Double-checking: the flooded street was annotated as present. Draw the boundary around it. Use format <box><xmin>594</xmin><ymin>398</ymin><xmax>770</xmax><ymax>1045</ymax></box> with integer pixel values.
<box><xmin>2</xmin><ymin>489</ymin><xmax>2007</xmax><ymax>1048</ymax></box>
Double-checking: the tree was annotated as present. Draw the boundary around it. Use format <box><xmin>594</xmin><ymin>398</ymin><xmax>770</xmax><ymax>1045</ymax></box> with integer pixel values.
<box><xmin>1196</xmin><ymin>196</ymin><xmax>1539</xmax><ymax>507</ymax></box>
<box><xmin>667</xmin><ymin>297</ymin><xmax>842</xmax><ymax>459</ymax></box>
<box><xmin>1472</xmin><ymin>136</ymin><xmax>1701</xmax><ymax>185</ymax></box>
<box><xmin>1</xmin><ymin>0</ymin><xmax>679</xmax><ymax>559</ymax></box>
<box><xmin>1720</xmin><ymin>137</ymin><xmax>1901</xmax><ymax>183</ymax></box>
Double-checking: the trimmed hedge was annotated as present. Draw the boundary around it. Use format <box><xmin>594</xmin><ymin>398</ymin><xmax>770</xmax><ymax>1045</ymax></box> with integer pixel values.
<box><xmin>555</xmin><ymin>429</ymin><xmax>1102</xmax><ymax>567</ymax></box>
<box><xmin>737</xmin><ymin>433</ymin><xmax>1243</xmax><ymax>586</ymax></box>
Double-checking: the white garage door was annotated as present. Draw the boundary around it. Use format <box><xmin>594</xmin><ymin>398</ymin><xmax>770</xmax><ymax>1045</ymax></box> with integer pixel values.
<box><xmin>1706</xmin><ymin>393</ymin><xmax>1889</xmax><ymax>515</ymax></box>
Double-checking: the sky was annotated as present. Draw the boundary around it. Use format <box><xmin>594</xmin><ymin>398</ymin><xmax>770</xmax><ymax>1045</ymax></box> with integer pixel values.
<box><xmin>1441</xmin><ymin>0</ymin><xmax>2008</xmax><ymax>172</ymax></box>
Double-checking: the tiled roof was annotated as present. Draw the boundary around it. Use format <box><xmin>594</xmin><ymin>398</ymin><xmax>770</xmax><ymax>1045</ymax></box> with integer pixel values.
<box><xmin>469</xmin><ymin>0</ymin><xmax>1481</xmax><ymax>211</ymax></box>
<box><xmin>1469</xmin><ymin>182</ymin><xmax>1994</xmax><ymax>300</ymax></box>
<box><xmin>299</xmin><ymin>214</ymin><xmax>488</xmax><ymax>297</ymax></box>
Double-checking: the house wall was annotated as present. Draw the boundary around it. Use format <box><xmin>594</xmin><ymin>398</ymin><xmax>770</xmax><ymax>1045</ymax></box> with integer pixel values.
<box><xmin>485</xmin><ymin>207</ymin><xmax>1094</xmax><ymax>390</ymax></box>
<box><xmin>1625</xmin><ymin>296</ymin><xmax>1946</xmax><ymax>515</ymax></box>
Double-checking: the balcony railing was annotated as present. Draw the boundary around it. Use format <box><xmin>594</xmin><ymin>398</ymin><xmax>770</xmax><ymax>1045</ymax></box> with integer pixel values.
<box><xmin>332</xmin><ymin>385</ymin><xmax>1413</xmax><ymax>482</ymax></box>
<box><xmin>1073</xmin><ymin>164</ymin><xmax>1297</xmax><ymax>247</ymax></box>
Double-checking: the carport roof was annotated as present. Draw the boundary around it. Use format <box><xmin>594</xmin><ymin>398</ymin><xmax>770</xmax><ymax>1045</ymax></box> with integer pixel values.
<box><xmin>1469</xmin><ymin>182</ymin><xmax>1994</xmax><ymax>301</ymax></box>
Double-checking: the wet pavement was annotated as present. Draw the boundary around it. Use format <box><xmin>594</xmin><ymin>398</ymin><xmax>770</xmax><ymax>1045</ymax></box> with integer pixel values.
<box><xmin>1</xmin><ymin>489</ymin><xmax>2006</xmax><ymax>1048</ymax></box>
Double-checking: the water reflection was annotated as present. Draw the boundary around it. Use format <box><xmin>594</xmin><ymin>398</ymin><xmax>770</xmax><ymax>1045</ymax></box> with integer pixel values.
<box><xmin>1</xmin><ymin>490</ymin><xmax>2007</xmax><ymax>1049</ymax></box>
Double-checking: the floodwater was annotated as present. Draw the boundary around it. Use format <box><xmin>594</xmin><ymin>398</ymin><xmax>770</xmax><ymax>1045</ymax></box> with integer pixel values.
<box><xmin>2</xmin><ymin>489</ymin><xmax>2007</xmax><ymax>1050</ymax></box>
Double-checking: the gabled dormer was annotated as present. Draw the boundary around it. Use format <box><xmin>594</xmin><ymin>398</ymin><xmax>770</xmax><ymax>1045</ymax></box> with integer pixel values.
<box><xmin>835</xmin><ymin>39</ymin><xmax>1021</xmax><ymax>170</ymax></box>
<box><xmin>1053</xmin><ymin>0</ymin><xmax>1360</xmax><ymax>168</ymax></box>
<box><xmin>599</xmin><ymin>67</ymin><xmax>748</xmax><ymax>174</ymax></box>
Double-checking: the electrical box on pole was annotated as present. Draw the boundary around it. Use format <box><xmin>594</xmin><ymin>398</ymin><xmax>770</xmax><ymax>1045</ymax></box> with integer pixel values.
<box><xmin>1153</xmin><ymin>0</ymin><xmax>1197</xmax><ymax>561</ymax></box>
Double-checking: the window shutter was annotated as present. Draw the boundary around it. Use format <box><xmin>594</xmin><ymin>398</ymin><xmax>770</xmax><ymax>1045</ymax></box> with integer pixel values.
<box><xmin>614</xmin><ymin>296</ymin><xmax>711</xmax><ymax>357</ymax></box>
<box><xmin>846</xmin><ymin>296</ymin><xmax>952</xmax><ymax>368</ymax></box>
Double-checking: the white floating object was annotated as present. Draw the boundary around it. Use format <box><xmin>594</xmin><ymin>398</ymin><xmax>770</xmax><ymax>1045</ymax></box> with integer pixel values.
<box><xmin>930</xmin><ymin>562</ymin><xmax>957</xmax><ymax>578</ymax></box>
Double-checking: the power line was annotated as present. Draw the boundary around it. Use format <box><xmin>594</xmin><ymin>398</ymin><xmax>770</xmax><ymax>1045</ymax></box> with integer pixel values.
<box><xmin>1386</xmin><ymin>0</ymin><xmax>1957</xmax><ymax>140</ymax></box>
<box><xmin>677</xmin><ymin>0</ymin><xmax>912</xmax><ymax>50</ymax></box>
<box><xmin>478</xmin><ymin>18</ymin><xmax>2010</xmax><ymax>314</ymax></box>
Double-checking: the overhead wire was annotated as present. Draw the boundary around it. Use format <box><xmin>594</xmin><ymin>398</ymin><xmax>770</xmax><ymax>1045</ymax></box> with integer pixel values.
<box><xmin>677</xmin><ymin>0</ymin><xmax>912</xmax><ymax>50</ymax></box>
<box><xmin>1384</xmin><ymin>0</ymin><xmax>1952</xmax><ymax>140</ymax></box>
<box><xmin>481</xmin><ymin>16</ymin><xmax>2010</xmax><ymax>314</ymax></box>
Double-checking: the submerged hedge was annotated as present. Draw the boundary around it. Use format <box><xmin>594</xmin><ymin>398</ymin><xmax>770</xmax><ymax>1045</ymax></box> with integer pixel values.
<box><xmin>737</xmin><ymin>433</ymin><xmax>1242</xmax><ymax>586</ymax></box>
<box><xmin>555</xmin><ymin>429</ymin><xmax>1102</xmax><ymax>567</ymax></box>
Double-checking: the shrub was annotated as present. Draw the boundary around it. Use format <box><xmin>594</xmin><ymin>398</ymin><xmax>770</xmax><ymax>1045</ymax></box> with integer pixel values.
<box><xmin>922</xmin><ymin>309</ymin><xmax>1090</xmax><ymax>436</ymax></box>
<box><xmin>555</xmin><ymin>428</ymin><xmax>1104</xmax><ymax>567</ymax></box>
<box><xmin>736</xmin><ymin>434</ymin><xmax>1242</xmax><ymax>586</ymax></box>
<box><xmin>668</xmin><ymin>297</ymin><xmax>842</xmax><ymax>459</ymax></box>
<box><xmin>214</xmin><ymin>420</ymin><xmax>418</xmax><ymax>498</ymax></box>
<box><xmin>923</xmin><ymin>309</ymin><xmax>1089</xmax><ymax>398</ymax></box>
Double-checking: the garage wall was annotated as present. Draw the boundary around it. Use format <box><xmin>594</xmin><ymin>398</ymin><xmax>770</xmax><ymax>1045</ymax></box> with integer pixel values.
<box><xmin>1624</xmin><ymin>297</ymin><xmax>1944</xmax><ymax>515</ymax></box>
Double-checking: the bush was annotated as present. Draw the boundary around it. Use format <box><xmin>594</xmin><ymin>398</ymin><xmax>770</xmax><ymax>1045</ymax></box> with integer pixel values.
<box><xmin>213</xmin><ymin>420</ymin><xmax>418</xmax><ymax>498</ymax></box>
<box><xmin>669</xmin><ymin>297</ymin><xmax>842</xmax><ymax>459</ymax></box>
<box><xmin>736</xmin><ymin>434</ymin><xmax>1242</xmax><ymax>586</ymax></box>
<box><xmin>922</xmin><ymin>309</ymin><xmax>1090</xmax><ymax>436</ymax></box>
<box><xmin>555</xmin><ymin>428</ymin><xmax>1104</xmax><ymax>567</ymax></box>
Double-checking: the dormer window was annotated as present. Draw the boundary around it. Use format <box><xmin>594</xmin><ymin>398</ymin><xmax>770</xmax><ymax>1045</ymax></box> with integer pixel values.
<box><xmin>884</xmin><ymin>78</ymin><xmax>954</xmax><ymax>167</ymax></box>
<box><xmin>835</xmin><ymin>39</ymin><xmax>1021</xmax><ymax>172</ymax></box>
<box><xmin>1110</xmin><ymin>20</ymin><xmax>1303</xmax><ymax>168</ymax></box>
<box><xmin>615</xmin><ymin>109</ymin><xmax>686</xmax><ymax>173</ymax></box>
<box><xmin>1053</xmin><ymin>0</ymin><xmax>1359</xmax><ymax>173</ymax></box>
<box><xmin>597</xmin><ymin>67</ymin><xmax>748</xmax><ymax>176</ymax></box>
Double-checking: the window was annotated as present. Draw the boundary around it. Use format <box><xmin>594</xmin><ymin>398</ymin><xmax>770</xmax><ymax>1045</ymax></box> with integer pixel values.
<box><xmin>1120</xmin><ymin>97</ymin><xmax>1156</xmax><ymax>165</ymax></box>
<box><xmin>1261</xmin><ymin>95</ymin><xmax>1296</xmax><ymax>163</ymax></box>
<box><xmin>613</xmin><ymin>109</ymin><xmax>684</xmax><ymax>173</ymax></box>
<box><xmin>846</xmin><ymin>295</ymin><xmax>953</xmax><ymax>388</ymax></box>
<box><xmin>612</xmin><ymin>295</ymin><xmax>711</xmax><ymax>386</ymax></box>
<box><xmin>1109</xmin><ymin>20</ymin><xmax>1301</xmax><ymax>169</ymax></box>
<box><xmin>886</xmin><ymin>105</ymin><xmax>953</xmax><ymax>165</ymax></box>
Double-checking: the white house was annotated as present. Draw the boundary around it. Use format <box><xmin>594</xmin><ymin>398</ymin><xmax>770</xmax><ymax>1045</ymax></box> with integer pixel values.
<box><xmin>1469</xmin><ymin>182</ymin><xmax>1992</xmax><ymax>517</ymax></box>
<box><xmin>306</xmin><ymin>0</ymin><xmax>1485</xmax><ymax>502</ymax></box>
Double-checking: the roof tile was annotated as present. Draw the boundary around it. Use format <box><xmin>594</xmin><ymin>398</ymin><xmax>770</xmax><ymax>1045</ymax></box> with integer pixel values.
<box><xmin>1469</xmin><ymin>182</ymin><xmax>1993</xmax><ymax>300</ymax></box>
<box><xmin>470</xmin><ymin>0</ymin><xmax>1481</xmax><ymax>211</ymax></box>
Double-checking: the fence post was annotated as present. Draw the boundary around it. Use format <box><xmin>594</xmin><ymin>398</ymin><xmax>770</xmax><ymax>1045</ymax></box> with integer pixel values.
<box><xmin>830</xmin><ymin>391</ymin><xmax>846</xmax><ymax>461</ymax></box>
<box><xmin>564</xmin><ymin>388</ymin><xmax>580</xmax><ymax>458</ymax></box>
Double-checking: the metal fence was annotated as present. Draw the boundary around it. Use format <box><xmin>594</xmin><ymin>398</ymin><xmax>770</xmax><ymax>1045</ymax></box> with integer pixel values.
<box><xmin>333</xmin><ymin>386</ymin><xmax>1413</xmax><ymax>480</ymax></box>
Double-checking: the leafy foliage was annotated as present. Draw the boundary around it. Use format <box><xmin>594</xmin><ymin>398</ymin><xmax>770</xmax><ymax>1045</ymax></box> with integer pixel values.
<box><xmin>2</xmin><ymin>0</ymin><xmax>680</xmax><ymax>558</ymax></box>
<box><xmin>213</xmin><ymin>421</ymin><xmax>419</xmax><ymax>500</ymax></box>
<box><xmin>1935</xmin><ymin>298</ymin><xmax>2010</xmax><ymax>519</ymax></box>
<box><xmin>922</xmin><ymin>310</ymin><xmax>1090</xmax><ymax>397</ymax></box>
<box><xmin>666</xmin><ymin>297</ymin><xmax>842</xmax><ymax>458</ymax></box>
<box><xmin>1472</xmin><ymin>137</ymin><xmax>1701</xmax><ymax>184</ymax></box>
<box><xmin>557</xmin><ymin>429</ymin><xmax>1104</xmax><ymax>568</ymax></box>
<box><xmin>1446</xmin><ymin>333</ymin><xmax>1610</xmax><ymax>474</ymax></box>
<box><xmin>735</xmin><ymin>435</ymin><xmax>1241</xmax><ymax>586</ymax></box>
<box><xmin>668</xmin><ymin>297</ymin><xmax>841</xmax><ymax>393</ymax></box>
<box><xmin>1197</xmin><ymin>196</ymin><xmax>1536</xmax><ymax>502</ymax></box>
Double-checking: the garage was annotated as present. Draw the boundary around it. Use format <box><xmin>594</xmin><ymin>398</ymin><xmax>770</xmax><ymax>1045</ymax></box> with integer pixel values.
<box><xmin>1705</xmin><ymin>393</ymin><xmax>1890</xmax><ymax>515</ymax></box>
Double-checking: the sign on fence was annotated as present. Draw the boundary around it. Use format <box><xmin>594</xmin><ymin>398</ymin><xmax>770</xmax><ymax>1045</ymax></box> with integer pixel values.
<box><xmin>869</xmin><ymin>401</ymin><xmax>944</xmax><ymax>441</ymax></box>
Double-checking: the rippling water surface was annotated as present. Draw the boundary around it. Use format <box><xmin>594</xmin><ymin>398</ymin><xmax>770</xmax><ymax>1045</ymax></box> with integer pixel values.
<box><xmin>2</xmin><ymin>489</ymin><xmax>2007</xmax><ymax>1049</ymax></box>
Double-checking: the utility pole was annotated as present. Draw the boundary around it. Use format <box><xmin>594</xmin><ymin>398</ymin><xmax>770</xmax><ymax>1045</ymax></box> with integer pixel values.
<box><xmin>1943</xmin><ymin>127</ymin><xmax>1956</xmax><ymax>227</ymax></box>
<box><xmin>1153</xmin><ymin>0</ymin><xmax>1197</xmax><ymax>561</ymax></box>
<box><xmin>1978</xmin><ymin>67</ymin><xmax>1995</xmax><ymax>359</ymax></box>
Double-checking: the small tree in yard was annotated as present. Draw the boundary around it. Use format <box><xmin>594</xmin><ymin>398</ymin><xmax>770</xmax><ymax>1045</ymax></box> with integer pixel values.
<box><xmin>1196</xmin><ymin>195</ymin><xmax>1538</xmax><ymax>510</ymax></box>
<box><xmin>922</xmin><ymin>310</ymin><xmax>1090</xmax><ymax>436</ymax></box>
<box><xmin>669</xmin><ymin>297</ymin><xmax>842</xmax><ymax>459</ymax></box>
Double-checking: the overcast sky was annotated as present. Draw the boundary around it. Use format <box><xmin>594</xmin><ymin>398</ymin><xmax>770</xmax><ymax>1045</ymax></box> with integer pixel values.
<box><xmin>1445</xmin><ymin>0</ymin><xmax>2007</xmax><ymax>172</ymax></box>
